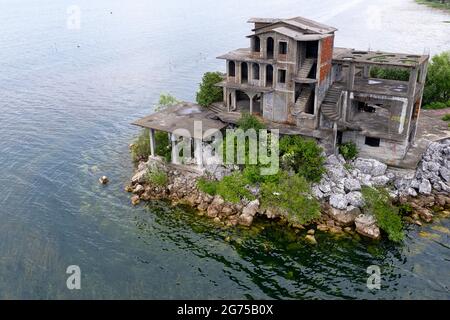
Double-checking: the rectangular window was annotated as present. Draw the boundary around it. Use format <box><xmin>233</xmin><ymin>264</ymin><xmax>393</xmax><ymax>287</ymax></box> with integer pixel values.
<box><xmin>279</xmin><ymin>41</ymin><xmax>288</xmax><ymax>54</ymax></box>
<box><xmin>365</xmin><ymin>137</ymin><xmax>380</xmax><ymax>147</ymax></box>
<box><xmin>278</xmin><ymin>69</ymin><xmax>286</xmax><ymax>84</ymax></box>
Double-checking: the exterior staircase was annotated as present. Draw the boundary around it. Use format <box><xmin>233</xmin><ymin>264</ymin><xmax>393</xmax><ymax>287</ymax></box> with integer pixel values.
<box><xmin>298</xmin><ymin>58</ymin><xmax>316</xmax><ymax>78</ymax></box>
<box><xmin>292</xmin><ymin>86</ymin><xmax>312</xmax><ymax>115</ymax></box>
<box><xmin>209</xmin><ymin>102</ymin><xmax>227</xmax><ymax>114</ymax></box>
<box><xmin>321</xmin><ymin>85</ymin><xmax>343</xmax><ymax>121</ymax></box>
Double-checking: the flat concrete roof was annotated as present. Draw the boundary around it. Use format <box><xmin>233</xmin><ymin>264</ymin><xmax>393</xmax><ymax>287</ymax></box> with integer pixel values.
<box><xmin>217</xmin><ymin>48</ymin><xmax>275</xmax><ymax>64</ymax></box>
<box><xmin>333</xmin><ymin>47</ymin><xmax>429</xmax><ymax>68</ymax></box>
<box><xmin>132</xmin><ymin>102</ymin><xmax>227</xmax><ymax>139</ymax></box>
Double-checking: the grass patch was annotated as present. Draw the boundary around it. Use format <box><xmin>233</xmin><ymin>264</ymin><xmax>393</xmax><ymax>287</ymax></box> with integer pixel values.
<box><xmin>196</xmin><ymin>172</ymin><xmax>255</xmax><ymax>203</ymax></box>
<box><xmin>260</xmin><ymin>173</ymin><xmax>321</xmax><ymax>225</ymax></box>
<box><xmin>147</xmin><ymin>169</ymin><xmax>168</xmax><ymax>187</ymax></box>
<box><xmin>442</xmin><ymin>114</ymin><xmax>450</xmax><ymax>121</ymax></box>
<box><xmin>362</xmin><ymin>187</ymin><xmax>404</xmax><ymax>242</ymax></box>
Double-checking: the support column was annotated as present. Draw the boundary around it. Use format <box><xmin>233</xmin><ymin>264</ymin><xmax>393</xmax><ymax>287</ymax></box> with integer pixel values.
<box><xmin>404</xmin><ymin>67</ymin><xmax>419</xmax><ymax>148</ymax></box>
<box><xmin>194</xmin><ymin>138</ymin><xmax>203</xmax><ymax>167</ymax></box>
<box><xmin>171</xmin><ymin>133</ymin><xmax>179</xmax><ymax>164</ymax></box>
<box><xmin>149</xmin><ymin>128</ymin><xmax>156</xmax><ymax>157</ymax></box>
<box><xmin>344</xmin><ymin>62</ymin><xmax>356</xmax><ymax>123</ymax></box>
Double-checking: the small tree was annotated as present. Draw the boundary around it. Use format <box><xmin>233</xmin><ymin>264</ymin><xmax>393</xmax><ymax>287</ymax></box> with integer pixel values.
<box><xmin>155</xmin><ymin>93</ymin><xmax>178</xmax><ymax>112</ymax></box>
<box><xmin>423</xmin><ymin>51</ymin><xmax>450</xmax><ymax>107</ymax></box>
<box><xmin>196</xmin><ymin>72</ymin><xmax>224</xmax><ymax>107</ymax></box>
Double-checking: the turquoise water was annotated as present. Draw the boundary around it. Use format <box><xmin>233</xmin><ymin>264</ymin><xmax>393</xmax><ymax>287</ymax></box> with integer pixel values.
<box><xmin>0</xmin><ymin>0</ymin><xmax>449</xmax><ymax>299</ymax></box>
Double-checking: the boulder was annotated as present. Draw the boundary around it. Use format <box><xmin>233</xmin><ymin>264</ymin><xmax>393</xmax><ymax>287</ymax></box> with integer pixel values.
<box><xmin>131</xmin><ymin>169</ymin><xmax>147</xmax><ymax>184</ymax></box>
<box><xmin>99</xmin><ymin>176</ymin><xmax>109</xmax><ymax>185</ymax></box>
<box><xmin>329</xmin><ymin>206</ymin><xmax>360</xmax><ymax>226</ymax></box>
<box><xmin>344</xmin><ymin>178</ymin><xmax>361</xmax><ymax>192</ymax></box>
<box><xmin>355</xmin><ymin>214</ymin><xmax>380</xmax><ymax>240</ymax></box>
<box><xmin>242</xmin><ymin>199</ymin><xmax>259</xmax><ymax>217</ymax></box>
<box><xmin>305</xmin><ymin>234</ymin><xmax>318</xmax><ymax>245</ymax></box>
<box><xmin>354</xmin><ymin>158</ymin><xmax>386</xmax><ymax>176</ymax></box>
<box><xmin>311</xmin><ymin>185</ymin><xmax>324</xmax><ymax>199</ymax></box>
<box><xmin>329</xmin><ymin>194</ymin><xmax>348</xmax><ymax>210</ymax></box>
<box><xmin>133</xmin><ymin>184</ymin><xmax>145</xmax><ymax>195</ymax></box>
<box><xmin>238</xmin><ymin>213</ymin><xmax>254</xmax><ymax>226</ymax></box>
<box><xmin>345</xmin><ymin>191</ymin><xmax>364</xmax><ymax>208</ymax></box>
<box><xmin>131</xmin><ymin>195</ymin><xmax>140</xmax><ymax>206</ymax></box>
<box><xmin>371</xmin><ymin>175</ymin><xmax>390</xmax><ymax>187</ymax></box>
<box><xmin>439</xmin><ymin>167</ymin><xmax>450</xmax><ymax>182</ymax></box>
<box><xmin>407</xmin><ymin>187</ymin><xmax>418</xmax><ymax>197</ymax></box>
<box><xmin>326</xmin><ymin>164</ymin><xmax>347</xmax><ymax>183</ymax></box>
<box><xmin>419</xmin><ymin>179</ymin><xmax>432</xmax><ymax>195</ymax></box>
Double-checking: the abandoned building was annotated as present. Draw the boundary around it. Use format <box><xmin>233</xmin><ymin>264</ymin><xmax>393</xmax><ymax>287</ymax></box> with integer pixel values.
<box><xmin>134</xmin><ymin>16</ymin><xmax>431</xmax><ymax>168</ymax></box>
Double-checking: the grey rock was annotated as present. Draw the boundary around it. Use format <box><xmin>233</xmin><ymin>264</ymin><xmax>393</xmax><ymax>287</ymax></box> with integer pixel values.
<box><xmin>407</xmin><ymin>187</ymin><xmax>418</xmax><ymax>197</ymax></box>
<box><xmin>346</xmin><ymin>191</ymin><xmax>365</xmax><ymax>208</ymax></box>
<box><xmin>371</xmin><ymin>175</ymin><xmax>390</xmax><ymax>187</ymax></box>
<box><xmin>131</xmin><ymin>169</ymin><xmax>147</xmax><ymax>184</ymax></box>
<box><xmin>419</xmin><ymin>179</ymin><xmax>432</xmax><ymax>195</ymax></box>
<box><xmin>242</xmin><ymin>199</ymin><xmax>259</xmax><ymax>217</ymax></box>
<box><xmin>344</xmin><ymin>178</ymin><xmax>361</xmax><ymax>192</ymax></box>
<box><xmin>329</xmin><ymin>194</ymin><xmax>348</xmax><ymax>210</ymax></box>
<box><xmin>312</xmin><ymin>185</ymin><xmax>324</xmax><ymax>199</ymax></box>
<box><xmin>439</xmin><ymin>167</ymin><xmax>450</xmax><ymax>182</ymax></box>
<box><xmin>330</xmin><ymin>206</ymin><xmax>360</xmax><ymax>226</ymax></box>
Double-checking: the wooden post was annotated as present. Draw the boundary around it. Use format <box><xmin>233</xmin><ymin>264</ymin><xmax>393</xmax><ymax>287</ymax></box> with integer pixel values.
<box><xmin>149</xmin><ymin>129</ymin><xmax>156</xmax><ymax>157</ymax></box>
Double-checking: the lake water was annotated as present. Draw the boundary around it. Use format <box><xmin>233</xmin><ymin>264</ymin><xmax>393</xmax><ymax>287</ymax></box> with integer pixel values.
<box><xmin>0</xmin><ymin>0</ymin><xmax>449</xmax><ymax>299</ymax></box>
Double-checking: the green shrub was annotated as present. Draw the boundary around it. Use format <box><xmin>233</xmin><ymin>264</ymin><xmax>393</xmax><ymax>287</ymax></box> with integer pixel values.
<box><xmin>423</xmin><ymin>100</ymin><xmax>450</xmax><ymax>110</ymax></box>
<box><xmin>398</xmin><ymin>203</ymin><xmax>413</xmax><ymax>216</ymax></box>
<box><xmin>441</xmin><ymin>114</ymin><xmax>450</xmax><ymax>121</ymax></box>
<box><xmin>279</xmin><ymin>135</ymin><xmax>325</xmax><ymax>182</ymax></box>
<box><xmin>339</xmin><ymin>142</ymin><xmax>358</xmax><ymax>160</ymax></box>
<box><xmin>423</xmin><ymin>51</ymin><xmax>450</xmax><ymax>107</ymax></box>
<box><xmin>147</xmin><ymin>169</ymin><xmax>168</xmax><ymax>187</ymax></box>
<box><xmin>370</xmin><ymin>66</ymin><xmax>410</xmax><ymax>81</ymax></box>
<box><xmin>131</xmin><ymin>129</ymin><xmax>150</xmax><ymax>163</ymax></box>
<box><xmin>197</xmin><ymin>177</ymin><xmax>217</xmax><ymax>195</ymax></box>
<box><xmin>215</xmin><ymin>172</ymin><xmax>255</xmax><ymax>203</ymax></box>
<box><xmin>155</xmin><ymin>93</ymin><xmax>178</xmax><ymax>112</ymax></box>
<box><xmin>361</xmin><ymin>187</ymin><xmax>404</xmax><ymax>242</ymax></box>
<box><xmin>196</xmin><ymin>72</ymin><xmax>224</xmax><ymax>107</ymax></box>
<box><xmin>237</xmin><ymin>112</ymin><xmax>266</xmax><ymax>131</ymax></box>
<box><xmin>260</xmin><ymin>173</ymin><xmax>321</xmax><ymax>225</ymax></box>
<box><xmin>155</xmin><ymin>131</ymin><xmax>172</xmax><ymax>162</ymax></box>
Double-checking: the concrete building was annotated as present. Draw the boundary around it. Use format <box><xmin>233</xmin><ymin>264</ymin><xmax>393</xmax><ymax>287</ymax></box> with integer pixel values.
<box><xmin>134</xmin><ymin>16</ymin><xmax>432</xmax><ymax>168</ymax></box>
<box><xmin>214</xmin><ymin>16</ymin><xmax>429</xmax><ymax>166</ymax></box>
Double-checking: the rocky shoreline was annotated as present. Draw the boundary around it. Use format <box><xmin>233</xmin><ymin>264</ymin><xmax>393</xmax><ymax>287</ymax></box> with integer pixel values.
<box><xmin>126</xmin><ymin>139</ymin><xmax>450</xmax><ymax>242</ymax></box>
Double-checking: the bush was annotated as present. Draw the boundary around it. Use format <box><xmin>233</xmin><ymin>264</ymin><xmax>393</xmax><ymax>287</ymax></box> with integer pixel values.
<box><xmin>197</xmin><ymin>172</ymin><xmax>254</xmax><ymax>204</ymax></box>
<box><xmin>147</xmin><ymin>169</ymin><xmax>168</xmax><ymax>187</ymax></box>
<box><xmin>423</xmin><ymin>51</ymin><xmax>450</xmax><ymax>107</ymax></box>
<box><xmin>339</xmin><ymin>142</ymin><xmax>358</xmax><ymax>160</ymax></box>
<box><xmin>237</xmin><ymin>113</ymin><xmax>266</xmax><ymax>131</ymax></box>
<box><xmin>361</xmin><ymin>187</ymin><xmax>404</xmax><ymax>242</ymax></box>
<box><xmin>260</xmin><ymin>173</ymin><xmax>321</xmax><ymax>225</ymax></box>
<box><xmin>155</xmin><ymin>93</ymin><xmax>178</xmax><ymax>112</ymax></box>
<box><xmin>155</xmin><ymin>131</ymin><xmax>171</xmax><ymax>162</ymax></box>
<box><xmin>423</xmin><ymin>100</ymin><xmax>450</xmax><ymax>109</ymax></box>
<box><xmin>279</xmin><ymin>135</ymin><xmax>325</xmax><ymax>182</ymax></box>
<box><xmin>197</xmin><ymin>177</ymin><xmax>217</xmax><ymax>195</ymax></box>
<box><xmin>370</xmin><ymin>66</ymin><xmax>410</xmax><ymax>81</ymax></box>
<box><xmin>196</xmin><ymin>72</ymin><xmax>224</xmax><ymax>107</ymax></box>
<box><xmin>131</xmin><ymin>129</ymin><xmax>150</xmax><ymax>163</ymax></box>
<box><xmin>442</xmin><ymin>114</ymin><xmax>450</xmax><ymax>121</ymax></box>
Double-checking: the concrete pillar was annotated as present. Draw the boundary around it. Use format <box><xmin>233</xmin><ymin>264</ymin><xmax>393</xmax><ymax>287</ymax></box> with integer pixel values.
<box><xmin>194</xmin><ymin>138</ymin><xmax>203</xmax><ymax>167</ymax></box>
<box><xmin>404</xmin><ymin>67</ymin><xmax>419</xmax><ymax>149</ymax></box>
<box><xmin>149</xmin><ymin>128</ymin><xmax>156</xmax><ymax>157</ymax></box>
<box><xmin>171</xmin><ymin>133</ymin><xmax>179</xmax><ymax>164</ymax></box>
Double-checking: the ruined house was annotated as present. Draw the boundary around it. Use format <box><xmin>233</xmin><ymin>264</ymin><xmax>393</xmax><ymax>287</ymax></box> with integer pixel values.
<box><xmin>134</xmin><ymin>16</ymin><xmax>429</xmax><ymax>168</ymax></box>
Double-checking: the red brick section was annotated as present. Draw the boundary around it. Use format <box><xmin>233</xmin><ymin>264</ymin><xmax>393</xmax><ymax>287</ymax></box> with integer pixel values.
<box><xmin>319</xmin><ymin>35</ymin><xmax>334</xmax><ymax>83</ymax></box>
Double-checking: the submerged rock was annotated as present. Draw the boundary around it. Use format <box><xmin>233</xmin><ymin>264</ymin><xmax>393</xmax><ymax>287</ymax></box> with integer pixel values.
<box><xmin>99</xmin><ymin>176</ymin><xmax>109</xmax><ymax>184</ymax></box>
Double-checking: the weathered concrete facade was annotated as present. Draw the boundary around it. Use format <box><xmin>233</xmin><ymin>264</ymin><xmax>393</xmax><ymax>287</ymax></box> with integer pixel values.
<box><xmin>216</xmin><ymin>16</ymin><xmax>429</xmax><ymax>166</ymax></box>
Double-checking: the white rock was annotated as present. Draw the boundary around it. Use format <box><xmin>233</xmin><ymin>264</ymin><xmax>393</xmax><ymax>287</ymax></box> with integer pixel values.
<box><xmin>407</xmin><ymin>187</ymin><xmax>418</xmax><ymax>197</ymax></box>
<box><xmin>131</xmin><ymin>169</ymin><xmax>147</xmax><ymax>184</ymax></box>
<box><xmin>371</xmin><ymin>175</ymin><xmax>390</xmax><ymax>187</ymax></box>
<box><xmin>329</xmin><ymin>194</ymin><xmax>348</xmax><ymax>210</ymax></box>
<box><xmin>344</xmin><ymin>178</ymin><xmax>361</xmax><ymax>192</ymax></box>
<box><xmin>439</xmin><ymin>167</ymin><xmax>450</xmax><ymax>182</ymax></box>
<box><xmin>419</xmin><ymin>179</ymin><xmax>432</xmax><ymax>195</ymax></box>
<box><xmin>346</xmin><ymin>191</ymin><xmax>364</xmax><ymax>208</ymax></box>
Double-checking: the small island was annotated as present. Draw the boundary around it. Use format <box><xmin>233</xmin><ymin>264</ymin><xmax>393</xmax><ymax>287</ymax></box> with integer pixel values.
<box><xmin>126</xmin><ymin>16</ymin><xmax>450</xmax><ymax>244</ymax></box>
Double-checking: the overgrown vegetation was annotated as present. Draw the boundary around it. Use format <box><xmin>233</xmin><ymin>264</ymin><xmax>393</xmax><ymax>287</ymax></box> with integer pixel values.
<box><xmin>155</xmin><ymin>131</ymin><xmax>171</xmax><ymax>162</ymax></box>
<box><xmin>416</xmin><ymin>0</ymin><xmax>450</xmax><ymax>12</ymax></box>
<box><xmin>338</xmin><ymin>142</ymin><xmax>358</xmax><ymax>160</ymax></box>
<box><xmin>423</xmin><ymin>51</ymin><xmax>450</xmax><ymax>108</ymax></box>
<box><xmin>154</xmin><ymin>93</ymin><xmax>178</xmax><ymax>112</ymax></box>
<box><xmin>442</xmin><ymin>114</ymin><xmax>450</xmax><ymax>121</ymax></box>
<box><xmin>146</xmin><ymin>169</ymin><xmax>168</xmax><ymax>187</ymax></box>
<box><xmin>362</xmin><ymin>187</ymin><xmax>404</xmax><ymax>242</ymax></box>
<box><xmin>260</xmin><ymin>173</ymin><xmax>321</xmax><ymax>225</ymax></box>
<box><xmin>279</xmin><ymin>135</ymin><xmax>325</xmax><ymax>183</ymax></box>
<box><xmin>370</xmin><ymin>66</ymin><xmax>410</xmax><ymax>81</ymax></box>
<box><xmin>196</xmin><ymin>72</ymin><xmax>224</xmax><ymax>107</ymax></box>
<box><xmin>236</xmin><ymin>112</ymin><xmax>266</xmax><ymax>131</ymax></box>
<box><xmin>131</xmin><ymin>129</ymin><xmax>150</xmax><ymax>163</ymax></box>
<box><xmin>197</xmin><ymin>172</ymin><xmax>255</xmax><ymax>203</ymax></box>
